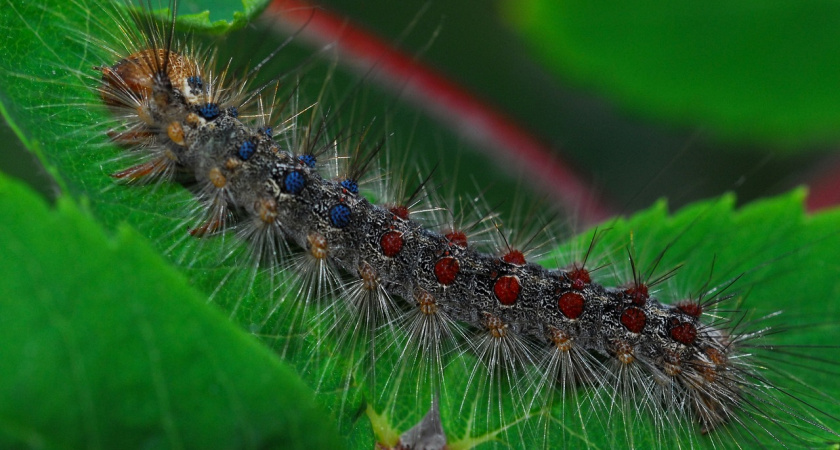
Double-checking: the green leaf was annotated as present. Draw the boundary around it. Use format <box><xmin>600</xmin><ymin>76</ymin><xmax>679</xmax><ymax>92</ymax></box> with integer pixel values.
<box><xmin>0</xmin><ymin>171</ymin><xmax>341</xmax><ymax>449</ymax></box>
<box><xmin>503</xmin><ymin>0</ymin><xmax>840</xmax><ymax>147</ymax></box>
<box><xmin>1</xmin><ymin>0</ymin><xmax>840</xmax><ymax>449</ymax></box>
<box><xmin>145</xmin><ymin>0</ymin><xmax>271</xmax><ymax>34</ymax></box>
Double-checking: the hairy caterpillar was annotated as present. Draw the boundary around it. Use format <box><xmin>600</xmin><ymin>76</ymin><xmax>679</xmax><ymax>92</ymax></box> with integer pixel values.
<box><xmin>1</xmin><ymin>0</ymin><xmax>839</xmax><ymax>449</ymax></box>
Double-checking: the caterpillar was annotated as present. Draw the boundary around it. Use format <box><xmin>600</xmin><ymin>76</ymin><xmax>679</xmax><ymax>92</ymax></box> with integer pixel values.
<box><xmin>2</xmin><ymin>0</ymin><xmax>839</xmax><ymax>449</ymax></box>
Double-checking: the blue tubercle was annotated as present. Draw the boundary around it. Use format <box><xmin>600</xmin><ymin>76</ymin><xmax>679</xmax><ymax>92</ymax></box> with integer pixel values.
<box><xmin>284</xmin><ymin>171</ymin><xmax>306</xmax><ymax>195</ymax></box>
<box><xmin>340</xmin><ymin>179</ymin><xmax>359</xmax><ymax>194</ymax></box>
<box><xmin>238</xmin><ymin>141</ymin><xmax>256</xmax><ymax>160</ymax></box>
<box><xmin>329</xmin><ymin>204</ymin><xmax>352</xmax><ymax>228</ymax></box>
<box><xmin>197</xmin><ymin>103</ymin><xmax>220</xmax><ymax>120</ymax></box>
<box><xmin>298</xmin><ymin>154</ymin><xmax>317</xmax><ymax>168</ymax></box>
<box><xmin>227</xmin><ymin>106</ymin><xmax>239</xmax><ymax>118</ymax></box>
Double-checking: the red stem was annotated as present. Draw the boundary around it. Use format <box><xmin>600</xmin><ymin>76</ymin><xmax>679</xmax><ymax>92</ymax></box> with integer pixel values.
<box><xmin>805</xmin><ymin>156</ymin><xmax>840</xmax><ymax>212</ymax></box>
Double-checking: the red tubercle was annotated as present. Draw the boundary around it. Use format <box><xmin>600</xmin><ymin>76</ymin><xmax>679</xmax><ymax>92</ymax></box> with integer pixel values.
<box><xmin>502</xmin><ymin>249</ymin><xmax>526</xmax><ymax>266</ymax></box>
<box><xmin>670</xmin><ymin>321</ymin><xmax>698</xmax><ymax>346</ymax></box>
<box><xmin>624</xmin><ymin>283</ymin><xmax>649</xmax><ymax>306</ymax></box>
<box><xmin>620</xmin><ymin>307</ymin><xmax>647</xmax><ymax>334</ymax></box>
<box><xmin>445</xmin><ymin>230</ymin><xmax>468</xmax><ymax>249</ymax></box>
<box><xmin>380</xmin><ymin>231</ymin><xmax>404</xmax><ymax>257</ymax></box>
<box><xmin>676</xmin><ymin>300</ymin><xmax>703</xmax><ymax>318</ymax></box>
<box><xmin>566</xmin><ymin>265</ymin><xmax>591</xmax><ymax>291</ymax></box>
<box><xmin>558</xmin><ymin>292</ymin><xmax>585</xmax><ymax>319</ymax></box>
<box><xmin>494</xmin><ymin>276</ymin><xmax>521</xmax><ymax>305</ymax></box>
<box><xmin>434</xmin><ymin>256</ymin><xmax>459</xmax><ymax>285</ymax></box>
<box><xmin>264</xmin><ymin>0</ymin><xmax>614</xmax><ymax>225</ymax></box>
<box><xmin>388</xmin><ymin>205</ymin><xmax>410</xmax><ymax>220</ymax></box>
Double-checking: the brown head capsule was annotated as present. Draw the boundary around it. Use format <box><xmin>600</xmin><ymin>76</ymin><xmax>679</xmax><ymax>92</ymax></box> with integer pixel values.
<box><xmin>99</xmin><ymin>49</ymin><xmax>198</xmax><ymax>107</ymax></box>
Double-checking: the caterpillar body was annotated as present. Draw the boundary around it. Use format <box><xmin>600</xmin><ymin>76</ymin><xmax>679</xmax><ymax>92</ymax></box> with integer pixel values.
<box><xmin>3</xmin><ymin>0</ymin><xmax>840</xmax><ymax>449</ymax></box>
